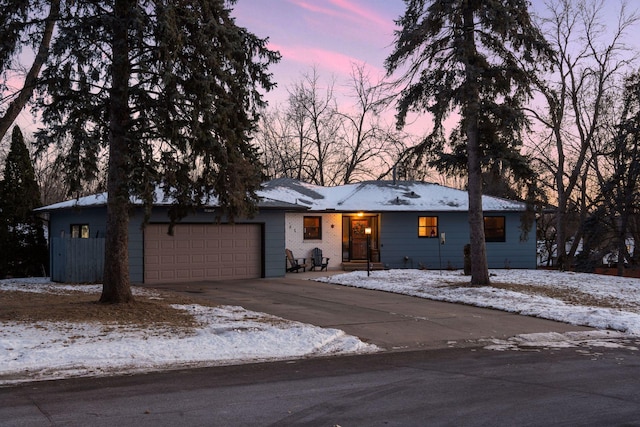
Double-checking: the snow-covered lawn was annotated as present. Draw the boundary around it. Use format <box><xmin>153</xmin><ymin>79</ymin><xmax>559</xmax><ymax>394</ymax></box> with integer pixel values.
<box><xmin>0</xmin><ymin>278</ymin><xmax>378</xmax><ymax>385</ymax></box>
<box><xmin>316</xmin><ymin>269</ymin><xmax>640</xmax><ymax>351</ymax></box>
<box><xmin>2</xmin><ymin>269</ymin><xmax>640</xmax><ymax>385</ymax></box>
<box><xmin>316</xmin><ymin>269</ymin><xmax>640</xmax><ymax>334</ymax></box>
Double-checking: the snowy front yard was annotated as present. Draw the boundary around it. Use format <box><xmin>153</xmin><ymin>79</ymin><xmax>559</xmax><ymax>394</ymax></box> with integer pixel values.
<box><xmin>316</xmin><ymin>269</ymin><xmax>640</xmax><ymax>335</ymax></box>
<box><xmin>2</xmin><ymin>269</ymin><xmax>640</xmax><ymax>385</ymax></box>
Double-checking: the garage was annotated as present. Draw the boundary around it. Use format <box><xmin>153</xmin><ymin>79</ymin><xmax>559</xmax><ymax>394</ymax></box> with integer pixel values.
<box><xmin>144</xmin><ymin>223</ymin><xmax>262</xmax><ymax>284</ymax></box>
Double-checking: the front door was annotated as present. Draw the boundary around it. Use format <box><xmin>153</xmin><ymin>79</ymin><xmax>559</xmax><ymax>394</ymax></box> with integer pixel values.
<box><xmin>350</xmin><ymin>217</ymin><xmax>371</xmax><ymax>260</ymax></box>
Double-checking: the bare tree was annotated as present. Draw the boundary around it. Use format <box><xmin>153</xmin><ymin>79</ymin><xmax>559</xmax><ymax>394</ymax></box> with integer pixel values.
<box><xmin>255</xmin><ymin>108</ymin><xmax>301</xmax><ymax>180</ymax></box>
<box><xmin>591</xmin><ymin>73</ymin><xmax>640</xmax><ymax>275</ymax></box>
<box><xmin>528</xmin><ymin>0</ymin><xmax>639</xmax><ymax>268</ymax></box>
<box><xmin>255</xmin><ymin>65</ymin><xmax>410</xmax><ymax>186</ymax></box>
<box><xmin>335</xmin><ymin>64</ymin><xmax>408</xmax><ymax>184</ymax></box>
<box><xmin>286</xmin><ymin>68</ymin><xmax>339</xmax><ymax>186</ymax></box>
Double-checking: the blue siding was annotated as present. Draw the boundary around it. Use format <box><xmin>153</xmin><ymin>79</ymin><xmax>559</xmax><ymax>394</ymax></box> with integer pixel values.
<box><xmin>379</xmin><ymin>211</ymin><xmax>535</xmax><ymax>270</ymax></box>
<box><xmin>128</xmin><ymin>216</ymin><xmax>144</xmax><ymax>283</ymax></box>
<box><xmin>49</xmin><ymin>206</ymin><xmax>288</xmax><ymax>283</ymax></box>
<box><xmin>485</xmin><ymin>213</ymin><xmax>536</xmax><ymax>269</ymax></box>
<box><xmin>48</xmin><ymin>207</ymin><xmax>107</xmax><ymax>283</ymax></box>
<box><xmin>49</xmin><ymin>207</ymin><xmax>108</xmax><ymax>240</ymax></box>
<box><xmin>258</xmin><ymin>211</ymin><xmax>286</xmax><ymax>278</ymax></box>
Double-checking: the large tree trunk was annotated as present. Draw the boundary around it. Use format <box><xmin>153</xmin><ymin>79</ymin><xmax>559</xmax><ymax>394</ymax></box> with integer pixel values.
<box><xmin>467</xmin><ymin>113</ymin><xmax>490</xmax><ymax>286</ymax></box>
<box><xmin>100</xmin><ymin>0</ymin><xmax>133</xmax><ymax>304</ymax></box>
<box><xmin>462</xmin><ymin>5</ymin><xmax>490</xmax><ymax>286</ymax></box>
<box><xmin>0</xmin><ymin>0</ymin><xmax>59</xmax><ymax>142</ymax></box>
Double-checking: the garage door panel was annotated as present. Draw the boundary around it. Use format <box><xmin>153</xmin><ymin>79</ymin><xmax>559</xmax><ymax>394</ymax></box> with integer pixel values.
<box><xmin>160</xmin><ymin>255</ymin><xmax>175</xmax><ymax>264</ymax></box>
<box><xmin>160</xmin><ymin>241</ymin><xmax>175</xmax><ymax>250</ymax></box>
<box><xmin>144</xmin><ymin>223</ymin><xmax>262</xmax><ymax>284</ymax></box>
<box><xmin>191</xmin><ymin>240</ymin><xmax>205</xmax><ymax>249</ymax></box>
<box><xmin>176</xmin><ymin>240</ymin><xmax>190</xmax><ymax>249</ymax></box>
<box><xmin>220</xmin><ymin>239</ymin><xmax>234</xmax><ymax>249</ymax></box>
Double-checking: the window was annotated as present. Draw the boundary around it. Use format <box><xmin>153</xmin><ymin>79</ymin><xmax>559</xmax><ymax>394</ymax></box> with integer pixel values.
<box><xmin>484</xmin><ymin>216</ymin><xmax>505</xmax><ymax>242</ymax></box>
<box><xmin>303</xmin><ymin>216</ymin><xmax>322</xmax><ymax>240</ymax></box>
<box><xmin>71</xmin><ymin>224</ymin><xmax>90</xmax><ymax>239</ymax></box>
<box><xmin>418</xmin><ymin>216</ymin><xmax>438</xmax><ymax>238</ymax></box>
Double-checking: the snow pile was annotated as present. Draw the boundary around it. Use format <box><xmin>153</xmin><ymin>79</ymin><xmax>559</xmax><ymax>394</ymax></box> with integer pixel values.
<box><xmin>483</xmin><ymin>330</ymin><xmax>638</xmax><ymax>352</ymax></box>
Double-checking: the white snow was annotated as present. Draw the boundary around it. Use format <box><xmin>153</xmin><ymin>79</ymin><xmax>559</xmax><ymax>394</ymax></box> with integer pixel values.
<box><xmin>0</xmin><ymin>279</ymin><xmax>377</xmax><ymax>385</ymax></box>
<box><xmin>315</xmin><ymin>269</ymin><xmax>640</xmax><ymax>351</ymax></box>
<box><xmin>3</xmin><ymin>269</ymin><xmax>640</xmax><ymax>385</ymax></box>
<box><xmin>259</xmin><ymin>179</ymin><xmax>525</xmax><ymax>211</ymax></box>
<box><xmin>37</xmin><ymin>178</ymin><xmax>526</xmax><ymax>213</ymax></box>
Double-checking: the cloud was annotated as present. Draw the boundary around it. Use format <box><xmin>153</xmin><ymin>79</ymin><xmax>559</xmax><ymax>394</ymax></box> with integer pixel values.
<box><xmin>287</xmin><ymin>0</ymin><xmax>343</xmax><ymax>18</ymax></box>
<box><xmin>269</xmin><ymin>42</ymin><xmax>385</xmax><ymax>78</ymax></box>
<box><xmin>328</xmin><ymin>0</ymin><xmax>394</xmax><ymax>32</ymax></box>
<box><xmin>288</xmin><ymin>0</ymin><xmax>395</xmax><ymax>34</ymax></box>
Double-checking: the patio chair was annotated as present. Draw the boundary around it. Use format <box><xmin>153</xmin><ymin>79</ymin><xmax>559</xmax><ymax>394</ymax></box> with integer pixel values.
<box><xmin>285</xmin><ymin>248</ymin><xmax>308</xmax><ymax>273</ymax></box>
<box><xmin>310</xmin><ymin>247</ymin><xmax>329</xmax><ymax>271</ymax></box>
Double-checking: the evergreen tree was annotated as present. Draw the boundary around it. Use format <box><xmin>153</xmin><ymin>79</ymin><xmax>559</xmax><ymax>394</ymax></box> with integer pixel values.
<box><xmin>0</xmin><ymin>126</ymin><xmax>48</xmax><ymax>278</ymax></box>
<box><xmin>35</xmin><ymin>0</ymin><xmax>279</xmax><ymax>303</ymax></box>
<box><xmin>386</xmin><ymin>0</ymin><xmax>552</xmax><ymax>285</ymax></box>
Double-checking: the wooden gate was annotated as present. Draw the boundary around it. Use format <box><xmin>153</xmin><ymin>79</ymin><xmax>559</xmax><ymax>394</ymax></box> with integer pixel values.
<box><xmin>51</xmin><ymin>237</ymin><xmax>105</xmax><ymax>283</ymax></box>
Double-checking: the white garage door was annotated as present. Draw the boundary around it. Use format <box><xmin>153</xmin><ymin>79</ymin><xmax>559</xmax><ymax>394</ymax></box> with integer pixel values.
<box><xmin>144</xmin><ymin>223</ymin><xmax>262</xmax><ymax>284</ymax></box>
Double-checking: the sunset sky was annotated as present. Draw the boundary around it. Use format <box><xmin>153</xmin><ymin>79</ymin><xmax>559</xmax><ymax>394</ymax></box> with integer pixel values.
<box><xmin>232</xmin><ymin>0</ymin><xmax>638</xmax><ymax>110</ymax></box>
<box><xmin>6</xmin><ymin>0</ymin><xmax>637</xmax><ymax>139</ymax></box>
<box><xmin>232</xmin><ymin>0</ymin><xmax>405</xmax><ymax>106</ymax></box>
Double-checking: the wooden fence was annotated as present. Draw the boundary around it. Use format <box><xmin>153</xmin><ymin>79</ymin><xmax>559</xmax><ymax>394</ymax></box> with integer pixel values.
<box><xmin>51</xmin><ymin>237</ymin><xmax>105</xmax><ymax>283</ymax></box>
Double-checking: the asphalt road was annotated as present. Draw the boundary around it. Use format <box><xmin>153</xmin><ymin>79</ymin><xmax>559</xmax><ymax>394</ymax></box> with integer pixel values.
<box><xmin>2</xmin><ymin>346</ymin><xmax>640</xmax><ymax>426</ymax></box>
<box><xmin>2</xmin><ymin>275</ymin><xmax>636</xmax><ymax>426</ymax></box>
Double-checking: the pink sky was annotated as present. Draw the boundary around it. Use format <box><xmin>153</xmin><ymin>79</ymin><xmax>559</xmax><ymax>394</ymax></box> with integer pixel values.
<box><xmin>5</xmin><ymin>0</ymin><xmax>637</xmax><ymax>140</ymax></box>
<box><xmin>232</xmin><ymin>0</ymin><xmax>403</xmax><ymax>105</ymax></box>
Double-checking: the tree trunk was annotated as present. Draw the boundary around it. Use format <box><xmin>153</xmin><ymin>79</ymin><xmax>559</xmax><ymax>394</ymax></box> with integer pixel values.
<box><xmin>554</xmin><ymin>125</ymin><xmax>567</xmax><ymax>270</ymax></box>
<box><xmin>100</xmin><ymin>0</ymin><xmax>133</xmax><ymax>304</ymax></box>
<box><xmin>0</xmin><ymin>0</ymin><xmax>60</xmax><ymax>142</ymax></box>
<box><xmin>467</xmin><ymin>113</ymin><xmax>490</xmax><ymax>285</ymax></box>
<box><xmin>462</xmin><ymin>5</ymin><xmax>490</xmax><ymax>286</ymax></box>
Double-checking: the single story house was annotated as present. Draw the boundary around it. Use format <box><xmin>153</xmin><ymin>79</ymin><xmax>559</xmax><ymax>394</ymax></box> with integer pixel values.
<box><xmin>262</xmin><ymin>178</ymin><xmax>536</xmax><ymax>272</ymax></box>
<box><xmin>38</xmin><ymin>178</ymin><xmax>536</xmax><ymax>284</ymax></box>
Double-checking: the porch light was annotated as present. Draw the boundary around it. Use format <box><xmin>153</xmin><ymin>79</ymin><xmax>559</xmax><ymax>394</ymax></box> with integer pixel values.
<box><xmin>357</xmin><ymin>212</ymin><xmax>364</xmax><ymax>217</ymax></box>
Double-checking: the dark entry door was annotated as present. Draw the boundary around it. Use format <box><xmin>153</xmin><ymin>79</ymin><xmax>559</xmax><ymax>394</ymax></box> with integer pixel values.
<box><xmin>350</xmin><ymin>217</ymin><xmax>371</xmax><ymax>260</ymax></box>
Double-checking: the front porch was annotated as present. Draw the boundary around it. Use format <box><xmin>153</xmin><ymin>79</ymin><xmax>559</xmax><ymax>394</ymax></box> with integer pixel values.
<box><xmin>341</xmin><ymin>261</ymin><xmax>385</xmax><ymax>272</ymax></box>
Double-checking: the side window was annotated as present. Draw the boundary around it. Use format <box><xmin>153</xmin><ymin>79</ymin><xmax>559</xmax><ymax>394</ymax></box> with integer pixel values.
<box><xmin>418</xmin><ymin>216</ymin><xmax>438</xmax><ymax>238</ymax></box>
<box><xmin>303</xmin><ymin>216</ymin><xmax>322</xmax><ymax>240</ymax></box>
<box><xmin>71</xmin><ymin>224</ymin><xmax>90</xmax><ymax>239</ymax></box>
<box><xmin>484</xmin><ymin>216</ymin><xmax>505</xmax><ymax>242</ymax></box>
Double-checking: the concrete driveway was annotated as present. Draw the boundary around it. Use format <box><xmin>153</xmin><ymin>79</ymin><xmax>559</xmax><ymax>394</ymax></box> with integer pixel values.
<box><xmin>149</xmin><ymin>271</ymin><xmax>592</xmax><ymax>351</ymax></box>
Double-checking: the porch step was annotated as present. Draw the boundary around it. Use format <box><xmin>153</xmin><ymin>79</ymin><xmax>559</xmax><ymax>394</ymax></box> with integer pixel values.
<box><xmin>341</xmin><ymin>262</ymin><xmax>385</xmax><ymax>272</ymax></box>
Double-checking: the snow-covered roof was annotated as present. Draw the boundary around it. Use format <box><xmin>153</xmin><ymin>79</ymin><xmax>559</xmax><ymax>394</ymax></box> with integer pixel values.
<box><xmin>260</xmin><ymin>178</ymin><xmax>526</xmax><ymax>212</ymax></box>
<box><xmin>36</xmin><ymin>188</ymin><xmax>304</xmax><ymax>212</ymax></box>
<box><xmin>37</xmin><ymin>178</ymin><xmax>526</xmax><ymax>213</ymax></box>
